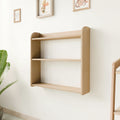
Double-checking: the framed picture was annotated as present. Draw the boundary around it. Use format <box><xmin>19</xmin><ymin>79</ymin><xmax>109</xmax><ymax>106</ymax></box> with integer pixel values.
<box><xmin>37</xmin><ymin>0</ymin><xmax>54</xmax><ymax>18</ymax></box>
<box><xmin>73</xmin><ymin>0</ymin><xmax>90</xmax><ymax>11</ymax></box>
<box><xmin>14</xmin><ymin>9</ymin><xmax>21</xmax><ymax>23</ymax></box>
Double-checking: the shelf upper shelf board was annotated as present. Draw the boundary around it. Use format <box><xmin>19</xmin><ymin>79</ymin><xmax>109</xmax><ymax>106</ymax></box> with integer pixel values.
<box><xmin>32</xmin><ymin>58</ymin><xmax>81</xmax><ymax>61</ymax></box>
<box><xmin>32</xmin><ymin>30</ymin><xmax>81</xmax><ymax>41</ymax></box>
<box><xmin>32</xmin><ymin>83</ymin><xmax>82</xmax><ymax>94</ymax></box>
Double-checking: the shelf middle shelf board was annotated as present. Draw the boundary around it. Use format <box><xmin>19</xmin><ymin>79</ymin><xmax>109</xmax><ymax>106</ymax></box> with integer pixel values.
<box><xmin>32</xmin><ymin>58</ymin><xmax>81</xmax><ymax>61</ymax></box>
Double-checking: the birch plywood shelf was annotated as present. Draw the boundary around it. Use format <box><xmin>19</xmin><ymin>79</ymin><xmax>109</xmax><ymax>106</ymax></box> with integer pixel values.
<box><xmin>31</xmin><ymin>27</ymin><xmax>90</xmax><ymax>95</ymax></box>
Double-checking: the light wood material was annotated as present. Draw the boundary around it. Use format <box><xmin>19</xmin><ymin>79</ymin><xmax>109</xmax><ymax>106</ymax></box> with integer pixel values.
<box><xmin>32</xmin><ymin>83</ymin><xmax>82</xmax><ymax>94</ymax></box>
<box><xmin>31</xmin><ymin>26</ymin><xmax>90</xmax><ymax>95</ymax></box>
<box><xmin>81</xmin><ymin>27</ymin><xmax>90</xmax><ymax>94</ymax></box>
<box><xmin>3</xmin><ymin>107</ymin><xmax>39</xmax><ymax>120</ymax></box>
<box><xmin>36</xmin><ymin>0</ymin><xmax>54</xmax><ymax>18</ymax></box>
<box><xmin>32</xmin><ymin>58</ymin><xmax>81</xmax><ymax>61</ymax></box>
<box><xmin>111</xmin><ymin>59</ymin><xmax>120</xmax><ymax>120</ymax></box>
<box><xmin>32</xmin><ymin>30</ymin><xmax>81</xmax><ymax>41</ymax></box>
<box><xmin>31</xmin><ymin>33</ymin><xmax>41</xmax><ymax>85</ymax></box>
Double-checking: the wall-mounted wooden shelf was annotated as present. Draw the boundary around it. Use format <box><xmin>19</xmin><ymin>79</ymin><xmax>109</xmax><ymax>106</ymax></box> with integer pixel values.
<box><xmin>31</xmin><ymin>26</ymin><xmax>90</xmax><ymax>95</ymax></box>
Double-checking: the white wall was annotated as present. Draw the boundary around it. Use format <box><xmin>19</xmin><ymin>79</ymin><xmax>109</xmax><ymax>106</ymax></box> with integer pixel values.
<box><xmin>0</xmin><ymin>0</ymin><xmax>120</xmax><ymax>120</ymax></box>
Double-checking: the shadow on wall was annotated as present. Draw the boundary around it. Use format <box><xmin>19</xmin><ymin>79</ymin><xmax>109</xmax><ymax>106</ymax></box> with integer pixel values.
<box><xmin>90</xmin><ymin>28</ymin><xmax>112</xmax><ymax>100</ymax></box>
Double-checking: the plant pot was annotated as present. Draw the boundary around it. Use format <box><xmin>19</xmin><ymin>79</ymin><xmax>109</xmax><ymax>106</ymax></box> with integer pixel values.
<box><xmin>0</xmin><ymin>107</ymin><xmax>3</xmax><ymax>120</ymax></box>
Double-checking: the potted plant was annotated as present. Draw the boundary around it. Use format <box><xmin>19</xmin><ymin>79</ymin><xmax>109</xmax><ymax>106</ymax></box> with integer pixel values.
<box><xmin>0</xmin><ymin>50</ymin><xmax>16</xmax><ymax>120</ymax></box>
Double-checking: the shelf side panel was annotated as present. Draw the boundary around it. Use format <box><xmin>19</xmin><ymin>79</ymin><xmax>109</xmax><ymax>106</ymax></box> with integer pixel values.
<box><xmin>31</xmin><ymin>41</ymin><xmax>41</xmax><ymax>58</ymax></box>
<box><xmin>81</xmin><ymin>27</ymin><xmax>90</xmax><ymax>95</ymax></box>
<box><xmin>31</xmin><ymin>61</ymin><xmax>41</xmax><ymax>84</ymax></box>
<box><xmin>31</xmin><ymin>33</ymin><xmax>41</xmax><ymax>85</ymax></box>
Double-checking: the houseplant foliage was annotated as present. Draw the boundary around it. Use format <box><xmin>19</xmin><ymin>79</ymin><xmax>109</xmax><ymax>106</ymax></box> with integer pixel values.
<box><xmin>0</xmin><ymin>50</ymin><xmax>16</xmax><ymax>120</ymax></box>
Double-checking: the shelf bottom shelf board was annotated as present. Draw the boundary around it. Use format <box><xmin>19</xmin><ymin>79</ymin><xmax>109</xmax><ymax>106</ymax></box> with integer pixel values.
<box><xmin>32</xmin><ymin>83</ymin><xmax>82</xmax><ymax>94</ymax></box>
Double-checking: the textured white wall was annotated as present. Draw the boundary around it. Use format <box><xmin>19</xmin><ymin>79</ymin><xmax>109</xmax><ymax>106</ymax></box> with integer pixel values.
<box><xmin>0</xmin><ymin>0</ymin><xmax>120</xmax><ymax>120</ymax></box>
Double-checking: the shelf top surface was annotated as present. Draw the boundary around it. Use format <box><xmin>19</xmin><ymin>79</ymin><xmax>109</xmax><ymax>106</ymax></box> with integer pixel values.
<box><xmin>31</xmin><ymin>30</ymin><xmax>82</xmax><ymax>41</ymax></box>
<box><xmin>32</xmin><ymin>36</ymin><xmax>81</xmax><ymax>41</ymax></box>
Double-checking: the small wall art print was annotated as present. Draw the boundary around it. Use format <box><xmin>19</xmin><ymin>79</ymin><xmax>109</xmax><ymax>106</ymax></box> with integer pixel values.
<box><xmin>73</xmin><ymin>0</ymin><xmax>90</xmax><ymax>11</ymax></box>
<box><xmin>37</xmin><ymin>0</ymin><xmax>54</xmax><ymax>18</ymax></box>
<box><xmin>14</xmin><ymin>9</ymin><xmax>21</xmax><ymax>23</ymax></box>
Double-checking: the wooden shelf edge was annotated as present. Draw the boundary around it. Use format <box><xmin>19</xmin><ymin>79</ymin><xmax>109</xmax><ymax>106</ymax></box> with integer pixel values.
<box><xmin>32</xmin><ymin>36</ymin><xmax>80</xmax><ymax>41</ymax></box>
<box><xmin>32</xmin><ymin>58</ymin><xmax>81</xmax><ymax>61</ymax></box>
<box><xmin>31</xmin><ymin>27</ymin><xmax>90</xmax><ymax>95</ymax></box>
<box><xmin>31</xmin><ymin>83</ymin><xmax>82</xmax><ymax>94</ymax></box>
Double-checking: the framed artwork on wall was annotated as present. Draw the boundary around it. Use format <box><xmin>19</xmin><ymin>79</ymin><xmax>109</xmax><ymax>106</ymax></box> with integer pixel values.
<box><xmin>37</xmin><ymin>0</ymin><xmax>54</xmax><ymax>18</ymax></box>
<box><xmin>73</xmin><ymin>0</ymin><xmax>90</xmax><ymax>11</ymax></box>
<box><xmin>14</xmin><ymin>9</ymin><xmax>21</xmax><ymax>23</ymax></box>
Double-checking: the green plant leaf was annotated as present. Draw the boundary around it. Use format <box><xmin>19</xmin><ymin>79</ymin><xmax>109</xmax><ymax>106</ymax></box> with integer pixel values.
<box><xmin>0</xmin><ymin>81</ymin><xmax>17</xmax><ymax>95</ymax></box>
<box><xmin>0</xmin><ymin>50</ymin><xmax>8</xmax><ymax>78</ymax></box>
<box><xmin>0</xmin><ymin>78</ymin><xmax>3</xmax><ymax>85</ymax></box>
<box><xmin>0</xmin><ymin>62</ymin><xmax>10</xmax><ymax>85</ymax></box>
<box><xmin>0</xmin><ymin>50</ymin><xmax>16</xmax><ymax>95</ymax></box>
